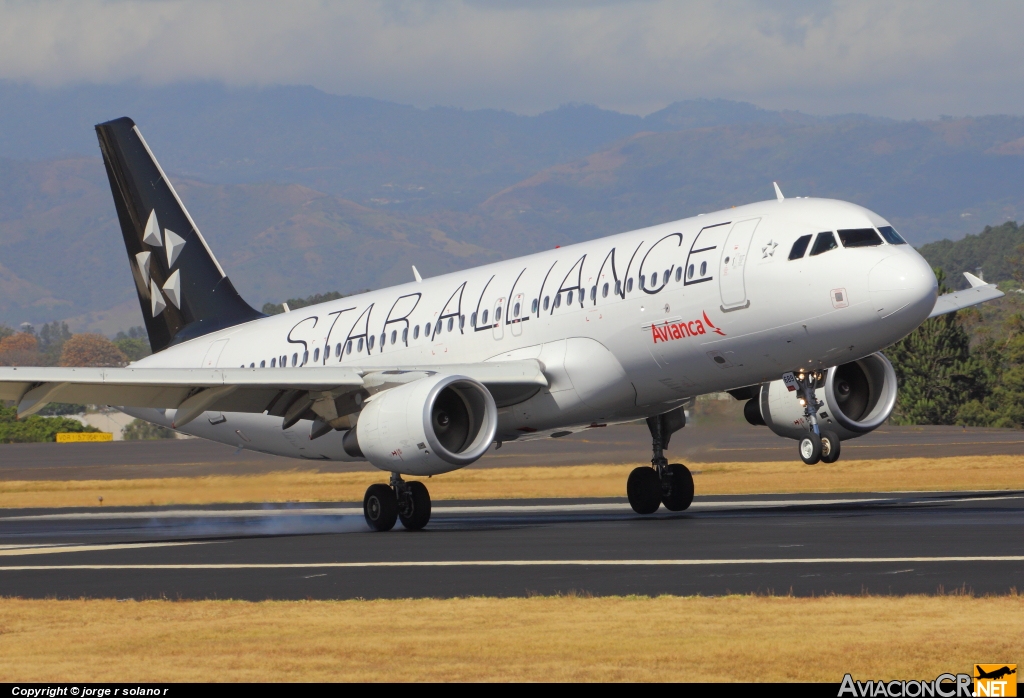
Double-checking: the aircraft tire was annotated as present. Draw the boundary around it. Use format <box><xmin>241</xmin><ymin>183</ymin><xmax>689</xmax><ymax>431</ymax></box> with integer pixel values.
<box><xmin>661</xmin><ymin>464</ymin><xmax>694</xmax><ymax>511</ymax></box>
<box><xmin>364</xmin><ymin>484</ymin><xmax>399</xmax><ymax>532</ymax></box>
<box><xmin>627</xmin><ymin>466</ymin><xmax>662</xmax><ymax>514</ymax></box>
<box><xmin>799</xmin><ymin>433</ymin><xmax>823</xmax><ymax>465</ymax></box>
<box><xmin>398</xmin><ymin>481</ymin><xmax>432</xmax><ymax>531</ymax></box>
<box><xmin>820</xmin><ymin>430</ymin><xmax>841</xmax><ymax>464</ymax></box>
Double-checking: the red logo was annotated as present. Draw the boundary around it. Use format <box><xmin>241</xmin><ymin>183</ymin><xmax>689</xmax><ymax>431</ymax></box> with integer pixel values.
<box><xmin>651</xmin><ymin>311</ymin><xmax>726</xmax><ymax>344</ymax></box>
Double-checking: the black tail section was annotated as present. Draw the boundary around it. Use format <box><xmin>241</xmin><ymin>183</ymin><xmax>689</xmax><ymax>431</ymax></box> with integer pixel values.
<box><xmin>95</xmin><ymin>117</ymin><xmax>263</xmax><ymax>353</ymax></box>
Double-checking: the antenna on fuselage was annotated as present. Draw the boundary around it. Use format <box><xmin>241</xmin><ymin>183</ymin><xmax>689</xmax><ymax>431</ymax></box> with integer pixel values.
<box><xmin>412</xmin><ymin>265</ymin><xmax>423</xmax><ymax>283</ymax></box>
<box><xmin>773</xmin><ymin>182</ymin><xmax>785</xmax><ymax>201</ymax></box>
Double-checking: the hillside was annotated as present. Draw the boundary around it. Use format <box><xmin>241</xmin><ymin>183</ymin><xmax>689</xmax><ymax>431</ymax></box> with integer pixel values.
<box><xmin>917</xmin><ymin>221</ymin><xmax>1023</xmax><ymax>288</ymax></box>
<box><xmin>2</xmin><ymin>84</ymin><xmax>1024</xmax><ymax>331</ymax></box>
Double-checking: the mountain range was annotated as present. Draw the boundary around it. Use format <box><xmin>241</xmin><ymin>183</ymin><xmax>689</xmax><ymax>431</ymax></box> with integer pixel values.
<box><xmin>1</xmin><ymin>82</ymin><xmax>1023</xmax><ymax>332</ymax></box>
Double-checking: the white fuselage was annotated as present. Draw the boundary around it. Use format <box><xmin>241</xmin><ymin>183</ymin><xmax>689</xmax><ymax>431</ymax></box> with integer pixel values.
<box><xmin>126</xmin><ymin>196</ymin><xmax>937</xmax><ymax>471</ymax></box>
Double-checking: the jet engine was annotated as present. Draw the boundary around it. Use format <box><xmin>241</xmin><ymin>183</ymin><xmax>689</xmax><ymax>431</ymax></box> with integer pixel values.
<box><xmin>751</xmin><ymin>352</ymin><xmax>898</xmax><ymax>441</ymax></box>
<box><xmin>343</xmin><ymin>373</ymin><xmax>498</xmax><ymax>476</ymax></box>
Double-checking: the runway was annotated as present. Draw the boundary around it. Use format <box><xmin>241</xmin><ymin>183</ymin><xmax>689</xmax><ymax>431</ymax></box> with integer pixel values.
<box><xmin>2</xmin><ymin>423</ymin><xmax>1023</xmax><ymax>480</ymax></box>
<box><xmin>2</xmin><ymin>489</ymin><xmax>1022</xmax><ymax>599</ymax></box>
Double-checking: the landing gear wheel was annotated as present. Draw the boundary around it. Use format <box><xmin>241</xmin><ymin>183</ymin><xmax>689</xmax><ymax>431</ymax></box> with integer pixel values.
<box><xmin>363</xmin><ymin>484</ymin><xmax>398</xmax><ymax>532</ymax></box>
<box><xmin>627</xmin><ymin>466</ymin><xmax>662</xmax><ymax>514</ymax></box>
<box><xmin>661</xmin><ymin>464</ymin><xmax>694</xmax><ymax>511</ymax></box>
<box><xmin>820</xmin><ymin>430</ymin><xmax>841</xmax><ymax>464</ymax></box>
<box><xmin>398</xmin><ymin>481</ymin><xmax>432</xmax><ymax>531</ymax></box>
<box><xmin>799</xmin><ymin>433</ymin><xmax>823</xmax><ymax>465</ymax></box>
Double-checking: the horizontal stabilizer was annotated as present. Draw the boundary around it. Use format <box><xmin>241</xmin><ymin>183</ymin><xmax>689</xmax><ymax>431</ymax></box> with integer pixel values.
<box><xmin>928</xmin><ymin>273</ymin><xmax>1004</xmax><ymax>318</ymax></box>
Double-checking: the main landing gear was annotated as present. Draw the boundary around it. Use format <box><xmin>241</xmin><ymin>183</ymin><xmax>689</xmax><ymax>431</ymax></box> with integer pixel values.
<box><xmin>788</xmin><ymin>370</ymin><xmax>841</xmax><ymax>465</ymax></box>
<box><xmin>363</xmin><ymin>473</ymin><xmax>432</xmax><ymax>532</ymax></box>
<box><xmin>627</xmin><ymin>407</ymin><xmax>694</xmax><ymax>515</ymax></box>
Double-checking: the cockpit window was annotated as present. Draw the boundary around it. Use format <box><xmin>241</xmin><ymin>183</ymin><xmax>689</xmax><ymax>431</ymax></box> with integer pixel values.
<box><xmin>809</xmin><ymin>232</ymin><xmax>838</xmax><ymax>256</ymax></box>
<box><xmin>788</xmin><ymin>234</ymin><xmax>812</xmax><ymax>260</ymax></box>
<box><xmin>838</xmin><ymin>228</ymin><xmax>883</xmax><ymax>248</ymax></box>
<box><xmin>878</xmin><ymin>226</ymin><xmax>907</xmax><ymax>245</ymax></box>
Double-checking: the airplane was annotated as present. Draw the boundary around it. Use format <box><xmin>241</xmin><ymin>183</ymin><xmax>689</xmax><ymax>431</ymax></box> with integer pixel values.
<box><xmin>0</xmin><ymin>117</ymin><xmax>1005</xmax><ymax>531</ymax></box>
<box><xmin>976</xmin><ymin>666</ymin><xmax>1016</xmax><ymax>681</ymax></box>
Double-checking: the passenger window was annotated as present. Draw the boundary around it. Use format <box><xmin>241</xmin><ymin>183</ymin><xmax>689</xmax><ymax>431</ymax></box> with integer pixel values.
<box><xmin>687</xmin><ymin>264</ymin><xmax>694</xmax><ymax>279</ymax></box>
<box><xmin>639</xmin><ymin>275</ymin><xmax>645</xmax><ymax>289</ymax></box>
<box><xmin>700</xmin><ymin>262</ymin><xmax>707</xmax><ymax>276</ymax></box>
<box><xmin>292</xmin><ymin>353</ymin><xmax>298</xmax><ymax>366</ymax></box>
<box><xmin>482</xmin><ymin>309</ymin><xmax>489</xmax><ymax>325</ymax></box>
<box><xmin>302</xmin><ymin>350</ymin><xmax>308</xmax><ymax>365</ymax></box>
<box><xmin>313</xmin><ymin>348</ymin><xmax>320</xmax><ymax>362</ymax></box>
<box><xmin>368</xmin><ymin>336</ymin><xmax>375</xmax><ymax>350</ymax></box>
<box><xmin>471</xmin><ymin>312</ymin><xmax>477</xmax><ymax>326</ymax></box>
<box><xmin>567</xmin><ymin>290</ymin><xmax>574</xmax><ymax>305</ymax></box>
<box><xmin>838</xmin><ymin>228</ymin><xmax>883</xmax><ymax>248</ymax></box>
<box><xmin>810</xmin><ymin>232</ymin><xmax>838</xmax><ymax>256</ymax></box>
<box><xmin>423</xmin><ymin>323</ymin><xmax>430</xmax><ymax>336</ymax></box>
<box><xmin>496</xmin><ymin>305</ymin><xmax>502</xmax><ymax>318</ymax></box>
<box><xmin>675</xmin><ymin>267</ymin><xmax>682</xmax><ymax>282</ymax></box>
<box><xmin>615</xmin><ymin>280</ymin><xmax>622</xmax><ymax>295</ymax></box>
<box><xmin>402</xmin><ymin>328</ymin><xmax>408</xmax><ymax>343</ymax></box>
<box><xmin>347</xmin><ymin>340</ymin><xmax>353</xmax><ymax>354</ymax></box>
<box><xmin>435</xmin><ymin>320</ymin><xmax>442</xmax><ymax>335</ymax></box>
<box><xmin>531</xmin><ymin>299</ymin><xmax>538</xmax><ymax>313</ymax></box>
<box><xmin>357</xmin><ymin>338</ymin><xmax>364</xmax><ymax>352</ymax></box>
<box><xmin>459</xmin><ymin>315</ymin><xmax>465</xmax><ymax>329</ymax></box>
<box><xmin>335</xmin><ymin>343</ymin><xmax>341</xmax><ymax>358</ymax></box>
<box><xmin>789</xmin><ymin>234</ymin><xmax>812</xmax><ymax>260</ymax></box>
<box><xmin>513</xmin><ymin>302</ymin><xmax>521</xmax><ymax>317</ymax></box>
<box><xmin>602</xmin><ymin>282</ymin><xmax>609</xmax><ymax>298</ymax></box>
<box><xmin>413</xmin><ymin>325</ymin><xmax>420</xmax><ymax>340</ymax></box>
<box><xmin>878</xmin><ymin>226</ymin><xmax>907</xmax><ymax>245</ymax></box>
<box><xmin>271</xmin><ymin>358</ymin><xmax>276</xmax><ymax>367</ymax></box>
<box><xmin>391</xmin><ymin>330</ymin><xmax>397</xmax><ymax>344</ymax></box>
<box><xmin>554</xmin><ymin>294</ymin><xmax>561</xmax><ymax>308</ymax></box>
<box><xmin>590</xmin><ymin>286</ymin><xmax>596</xmax><ymax>302</ymax></box>
<box><xmin>663</xmin><ymin>270</ymin><xmax>670</xmax><ymax>285</ymax></box>
<box><xmin>260</xmin><ymin>360</ymin><xmax>266</xmax><ymax>368</ymax></box>
<box><xmin>543</xmin><ymin>296</ymin><xmax>550</xmax><ymax>310</ymax></box>
<box><xmin>447</xmin><ymin>317</ymin><xmax>454</xmax><ymax>332</ymax></box>
<box><xmin>626</xmin><ymin>278</ymin><xmax>633</xmax><ymax>293</ymax></box>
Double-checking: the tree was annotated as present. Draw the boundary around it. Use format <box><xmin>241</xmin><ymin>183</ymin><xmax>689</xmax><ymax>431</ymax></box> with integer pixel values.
<box><xmin>114</xmin><ymin>326</ymin><xmax>152</xmax><ymax>363</ymax></box>
<box><xmin>0</xmin><ymin>324</ymin><xmax>13</xmax><ymax>341</ymax></box>
<box><xmin>58</xmin><ymin>334</ymin><xmax>128</xmax><ymax>367</ymax></box>
<box><xmin>122</xmin><ymin>418</ymin><xmax>176</xmax><ymax>440</ymax></box>
<box><xmin>0</xmin><ymin>405</ymin><xmax>100</xmax><ymax>443</ymax></box>
<box><xmin>886</xmin><ymin>270</ymin><xmax>989</xmax><ymax>425</ymax></box>
<box><xmin>262</xmin><ymin>291</ymin><xmax>346</xmax><ymax>315</ymax></box>
<box><xmin>38</xmin><ymin>321</ymin><xmax>72</xmax><ymax>366</ymax></box>
<box><xmin>0</xmin><ymin>332</ymin><xmax>41</xmax><ymax>366</ymax></box>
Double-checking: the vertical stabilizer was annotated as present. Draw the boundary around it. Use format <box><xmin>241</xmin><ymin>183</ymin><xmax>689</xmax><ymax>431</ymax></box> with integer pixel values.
<box><xmin>95</xmin><ymin>117</ymin><xmax>263</xmax><ymax>352</ymax></box>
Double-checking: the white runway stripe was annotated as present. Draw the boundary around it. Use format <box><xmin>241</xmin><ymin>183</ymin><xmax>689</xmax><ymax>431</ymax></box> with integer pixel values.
<box><xmin>0</xmin><ymin>542</ymin><xmax>210</xmax><ymax>557</ymax></box>
<box><xmin>1</xmin><ymin>555</ymin><xmax>1023</xmax><ymax>571</ymax></box>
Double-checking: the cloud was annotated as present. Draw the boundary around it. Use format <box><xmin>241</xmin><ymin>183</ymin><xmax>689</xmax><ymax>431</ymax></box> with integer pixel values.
<box><xmin>0</xmin><ymin>0</ymin><xmax>1022</xmax><ymax>117</ymax></box>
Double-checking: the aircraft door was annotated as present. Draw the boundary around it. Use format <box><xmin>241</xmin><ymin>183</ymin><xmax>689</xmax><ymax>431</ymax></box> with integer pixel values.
<box><xmin>492</xmin><ymin>297</ymin><xmax>505</xmax><ymax>340</ymax></box>
<box><xmin>510</xmin><ymin>293</ymin><xmax>524</xmax><ymax>337</ymax></box>
<box><xmin>201</xmin><ymin>339</ymin><xmax>229</xmax><ymax>368</ymax></box>
<box><xmin>719</xmin><ymin>218</ymin><xmax>760</xmax><ymax>310</ymax></box>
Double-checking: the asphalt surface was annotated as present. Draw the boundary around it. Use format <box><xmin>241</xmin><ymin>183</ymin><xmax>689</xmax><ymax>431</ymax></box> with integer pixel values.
<box><xmin>2</xmin><ymin>423</ymin><xmax>1023</xmax><ymax>480</ymax></box>
<box><xmin>2</xmin><ymin>490</ymin><xmax>1022</xmax><ymax>599</ymax></box>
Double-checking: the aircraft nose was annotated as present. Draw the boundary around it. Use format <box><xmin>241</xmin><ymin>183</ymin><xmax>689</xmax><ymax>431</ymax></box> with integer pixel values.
<box><xmin>868</xmin><ymin>252</ymin><xmax>937</xmax><ymax>325</ymax></box>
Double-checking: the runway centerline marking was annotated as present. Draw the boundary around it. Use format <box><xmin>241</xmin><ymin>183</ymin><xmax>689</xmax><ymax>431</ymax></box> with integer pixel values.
<box><xmin>0</xmin><ymin>542</ymin><xmax>212</xmax><ymax>557</ymax></box>
<box><xmin>2</xmin><ymin>555</ymin><xmax>1023</xmax><ymax>571</ymax></box>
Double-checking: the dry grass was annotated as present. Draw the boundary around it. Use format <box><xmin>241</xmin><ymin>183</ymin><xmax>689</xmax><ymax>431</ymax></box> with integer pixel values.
<box><xmin>1</xmin><ymin>455</ymin><xmax>1023</xmax><ymax>509</ymax></box>
<box><xmin>0</xmin><ymin>595</ymin><xmax>1020</xmax><ymax>682</ymax></box>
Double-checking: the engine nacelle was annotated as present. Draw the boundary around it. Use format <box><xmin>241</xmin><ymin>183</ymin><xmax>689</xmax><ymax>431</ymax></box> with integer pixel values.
<box><xmin>344</xmin><ymin>373</ymin><xmax>497</xmax><ymax>475</ymax></box>
<box><xmin>755</xmin><ymin>352</ymin><xmax>898</xmax><ymax>441</ymax></box>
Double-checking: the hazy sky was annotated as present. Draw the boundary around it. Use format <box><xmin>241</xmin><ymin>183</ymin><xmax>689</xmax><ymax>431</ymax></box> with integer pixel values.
<box><xmin>1</xmin><ymin>0</ymin><xmax>1023</xmax><ymax>118</ymax></box>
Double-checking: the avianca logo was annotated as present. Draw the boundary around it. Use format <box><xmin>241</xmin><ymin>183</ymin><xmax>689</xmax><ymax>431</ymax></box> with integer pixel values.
<box><xmin>651</xmin><ymin>311</ymin><xmax>726</xmax><ymax>343</ymax></box>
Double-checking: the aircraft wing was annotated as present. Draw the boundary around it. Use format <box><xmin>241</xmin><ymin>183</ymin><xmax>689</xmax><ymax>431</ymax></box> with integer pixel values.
<box><xmin>0</xmin><ymin>360</ymin><xmax>547</xmax><ymax>427</ymax></box>
<box><xmin>928</xmin><ymin>272</ymin><xmax>1004</xmax><ymax>318</ymax></box>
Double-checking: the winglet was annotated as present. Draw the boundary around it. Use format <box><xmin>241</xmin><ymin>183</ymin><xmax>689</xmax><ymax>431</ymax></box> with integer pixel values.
<box><xmin>412</xmin><ymin>265</ymin><xmax>423</xmax><ymax>283</ymax></box>
<box><xmin>773</xmin><ymin>181</ymin><xmax>784</xmax><ymax>201</ymax></box>
<box><xmin>963</xmin><ymin>272</ymin><xmax>987</xmax><ymax>288</ymax></box>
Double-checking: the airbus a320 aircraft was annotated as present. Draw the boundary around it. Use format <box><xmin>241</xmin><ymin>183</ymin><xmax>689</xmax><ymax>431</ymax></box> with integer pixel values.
<box><xmin>0</xmin><ymin>118</ymin><xmax>1005</xmax><ymax>531</ymax></box>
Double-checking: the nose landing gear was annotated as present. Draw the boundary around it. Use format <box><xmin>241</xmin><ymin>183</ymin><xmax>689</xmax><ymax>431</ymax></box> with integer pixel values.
<box><xmin>362</xmin><ymin>473</ymin><xmax>432</xmax><ymax>532</ymax></box>
<box><xmin>787</xmin><ymin>370</ymin><xmax>842</xmax><ymax>465</ymax></box>
<box><xmin>627</xmin><ymin>407</ymin><xmax>694</xmax><ymax>514</ymax></box>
